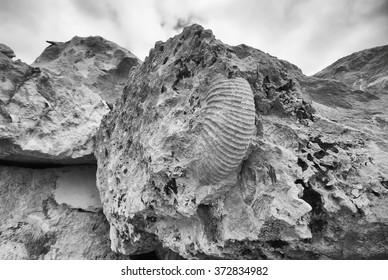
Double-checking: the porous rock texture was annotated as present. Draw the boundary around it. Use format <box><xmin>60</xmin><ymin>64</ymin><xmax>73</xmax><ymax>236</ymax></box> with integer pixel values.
<box><xmin>0</xmin><ymin>165</ymin><xmax>127</xmax><ymax>259</ymax></box>
<box><xmin>95</xmin><ymin>24</ymin><xmax>388</xmax><ymax>259</ymax></box>
<box><xmin>0</xmin><ymin>37</ymin><xmax>139</xmax><ymax>165</ymax></box>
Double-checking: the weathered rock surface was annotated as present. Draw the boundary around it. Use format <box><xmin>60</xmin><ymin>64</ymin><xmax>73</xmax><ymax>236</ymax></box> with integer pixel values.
<box><xmin>0</xmin><ymin>165</ymin><xmax>128</xmax><ymax>259</ymax></box>
<box><xmin>314</xmin><ymin>45</ymin><xmax>388</xmax><ymax>93</ymax></box>
<box><xmin>95</xmin><ymin>24</ymin><xmax>388</xmax><ymax>259</ymax></box>
<box><xmin>0</xmin><ymin>43</ymin><xmax>15</xmax><ymax>59</ymax></box>
<box><xmin>0</xmin><ymin>36</ymin><xmax>140</xmax><ymax>165</ymax></box>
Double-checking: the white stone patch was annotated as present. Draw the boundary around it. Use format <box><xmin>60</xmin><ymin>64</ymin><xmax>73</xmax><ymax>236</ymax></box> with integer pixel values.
<box><xmin>0</xmin><ymin>78</ymin><xmax>13</xmax><ymax>102</ymax></box>
<box><xmin>54</xmin><ymin>166</ymin><xmax>102</xmax><ymax>212</ymax></box>
<box><xmin>0</xmin><ymin>78</ymin><xmax>13</xmax><ymax>91</ymax></box>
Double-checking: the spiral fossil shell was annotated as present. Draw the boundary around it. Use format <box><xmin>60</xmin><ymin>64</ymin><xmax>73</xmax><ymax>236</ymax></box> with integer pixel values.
<box><xmin>199</xmin><ymin>77</ymin><xmax>255</xmax><ymax>184</ymax></box>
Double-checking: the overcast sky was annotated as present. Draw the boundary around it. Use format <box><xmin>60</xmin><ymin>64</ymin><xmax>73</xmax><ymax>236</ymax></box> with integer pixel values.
<box><xmin>1</xmin><ymin>0</ymin><xmax>387</xmax><ymax>75</ymax></box>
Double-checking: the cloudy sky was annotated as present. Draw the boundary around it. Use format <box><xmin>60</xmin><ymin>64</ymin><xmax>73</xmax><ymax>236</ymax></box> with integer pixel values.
<box><xmin>1</xmin><ymin>0</ymin><xmax>387</xmax><ymax>75</ymax></box>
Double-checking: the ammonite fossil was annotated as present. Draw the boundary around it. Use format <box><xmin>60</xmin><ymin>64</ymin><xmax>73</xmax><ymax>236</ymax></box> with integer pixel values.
<box><xmin>198</xmin><ymin>77</ymin><xmax>255</xmax><ymax>184</ymax></box>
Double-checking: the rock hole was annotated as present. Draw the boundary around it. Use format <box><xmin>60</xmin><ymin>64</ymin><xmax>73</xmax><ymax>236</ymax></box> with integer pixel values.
<box><xmin>177</xmin><ymin>64</ymin><xmax>191</xmax><ymax>80</ymax></box>
<box><xmin>194</xmin><ymin>29</ymin><xmax>202</xmax><ymax>37</ymax></box>
<box><xmin>314</xmin><ymin>150</ymin><xmax>326</xmax><ymax>159</ymax></box>
<box><xmin>241</xmin><ymin>249</ymin><xmax>252</xmax><ymax>256</ymax></box>
<box><xmin>172</xmin><ymin>64</ymin><xmax>191</xmax><ymax>90</ymax></box>
<box><xmin>301</xmin><ymin>183</ymin><xmax>327</xmax><ymax>234</ymax></box>
<box><xmin>130</xmin><ymin>251</ymin><xmax>159</xmax><ymax>260</ymax></box>
<box><xmin>164</xmin><ymin>178</ymin><xmax>178</xmax><ymax>195</ymax></box>
<box><xmin>267</xmin><ymin>164</ymin><xmax>277</xmax><ymax>183</ymax></box>
<box><xmin>302</xmin><ymin>184</ymin><xmax>321</xmax><ymax>210</ymax></box>
<box><xmin>146</xmin><ymin>216</ymin><xmax>157</xmax><ymax>223</ymax></box>
<box><xmin>197</xmin><ymin>204</ymin><xmax>219</xmax><ymax>243</ymax></box>
<box><xmin>267</xmin><ymin>239</ymin><xmax>288</xmax><ymax>248</ymax></box>
<box><xmin>208</xmin><ymin>56</ymin><xmax>217</xmax><ymax>67</ymax></box>
<box><xmin>294</xmin><ymin>179</ymin><xmax>307</xmax><ymax>188</ymax></box>
<box><xmin>371</xmin><ymin>190</ymin><xmax>381</xmax><ymax>197</ymax></box>
<box><xmin>297</xmin><ymin>158</ymin><xmax>308</xmax><ymax>171</ymax></box>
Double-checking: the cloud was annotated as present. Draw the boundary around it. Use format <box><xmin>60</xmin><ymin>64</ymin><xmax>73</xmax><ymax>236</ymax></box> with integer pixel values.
<box><xmin>376</xmin><ymin>0</ymin><xmax>388</xmax><ymax>17</ymax></box>
<box><xmin>172</xmin><ymin>15</ymin><xmax>202</xmax><ymax>31</ymax></box>
<box><xmin>0</xmin><ymin>0</ymin><xmax>387</xmax><ymax>75</ymax></box>
<box><xmin>0</xmin><ymin>0</ymin><xmax>37</xmax><ymax>20</ymax></box>
<box><xmin>72</xmin><ymin>0</ymin><xmax>121</xmax><ymax>26</ymax></box>
<box><xmin>295</xmin><ymin>0</ymin><xmax>388</xmax><ymax>73</ymax></box>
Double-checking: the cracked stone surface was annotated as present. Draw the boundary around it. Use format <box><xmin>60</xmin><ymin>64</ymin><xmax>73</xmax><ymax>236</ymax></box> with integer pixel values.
<box><xmin>0</xmin><ymin>36</ymin><xmax>140</xmax><ymax>165</ymax></box>
<box><xmin>0</xmin><ymin>165</ymin><xmax>128</xmax><ymax>260</ymax></box>
<box><xmin>95</xmin><ymin>24</ymin><xmax>388</xmax><ymax>259</ymax></box>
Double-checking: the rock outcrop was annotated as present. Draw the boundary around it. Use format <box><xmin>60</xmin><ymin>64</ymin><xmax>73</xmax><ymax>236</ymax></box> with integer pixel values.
<box><xmin>314</xmin><ymin>45</ymin><xmax>388</xmax><ymax>93</ymax></box>
<box><xmin>0</xmin><ymin>37</ymin><xmax>140</xmax><ymax>165</ymax></box>
<box><xmin>1</xmin><ymin>24</ymin><xmax>387</xmax><ymax>260</ymax></box>
<box><xmin>95</xmin><ymin>24</ymin><xmax>388</xmax><ymax>259</ymax></box>
<box><xmin>0</xmin><ymin>37</ymin><xmax>139</xmax><ymax>260</ymax></box>
<box><xmin>0</xmin><ymin>165</ymin><xmax>127</xmax><ymax>259</ymax></box>
<box><xmin>0</xmin><ymin>43</ymin><xmax>15</xmax><ymax>59</ymax></box>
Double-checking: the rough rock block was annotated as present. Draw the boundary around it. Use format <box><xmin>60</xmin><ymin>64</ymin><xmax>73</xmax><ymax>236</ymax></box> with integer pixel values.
<box><xmin>0</xmin><ymin>36</ymin><xmax>140</xmax><ymax>165</ymax></box>
<box><xmin>0</xmin><ymin>165</ymin><xmax>128</xmax><ymax>259</ymax></box>
<box><xmin>0</xmin><ymin>43</ymin><xmax>16</xmax><ymax>59</ymax></box>
<box><xmin>95</xmin><ymin>24</ymin><xmax>318</xmax><ymax>258</ymax></box>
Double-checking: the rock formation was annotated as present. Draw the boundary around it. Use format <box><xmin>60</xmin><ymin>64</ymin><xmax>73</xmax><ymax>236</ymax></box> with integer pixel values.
<box><xmin>0</xmin><ymin>43</ymin><xmax>16</xmax><ymax>59</ymax></box>
<box><xmin>0</xmin><ymin>37</ymin><xmax>138</xmax><ymax>259</ymax></box>
<box><xmin>0</xmin><ymin>165</ymin><xmax>127</xmax><ymax>259</ymax></box>
<box><xmin>1</xmin><ymin>24</ymin><xmax>387</xmax><ymax>260</ymax></box>
<box><xmin>314</xmin><ymin>45</ymin><xmax>388</xmax><ymax>93</ymax></box>
<box><xmin>95</xmin><ymin>24</ymin><xmax>388</xmax><ymax>259</ymax></box>
<box><xmin>0</xmin><ymin>37</ymin><xmax>140</xmax><ymax>165</ymax></box>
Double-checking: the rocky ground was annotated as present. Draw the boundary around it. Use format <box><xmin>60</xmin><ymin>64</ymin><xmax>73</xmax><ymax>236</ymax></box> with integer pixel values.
<box><xmin>1</xmin><ymin>24</ymin><xmax>388</xmax><ymax>259</ymax></box>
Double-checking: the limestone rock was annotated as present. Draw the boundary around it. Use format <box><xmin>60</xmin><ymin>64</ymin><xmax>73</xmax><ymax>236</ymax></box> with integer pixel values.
<box><xmin>95</xmin><ymin>24</ymin><xmax>388</xmax><ymax>259</ymax></box>
<box><xmin>0</xmin><ymin>165</ymin><xmax>128</xmax><ymax>259</ymax></box>
<box><xmin>0</xmin><ymin>36</ymin><xmax>140</xmax><ymax>165</ymax></box>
